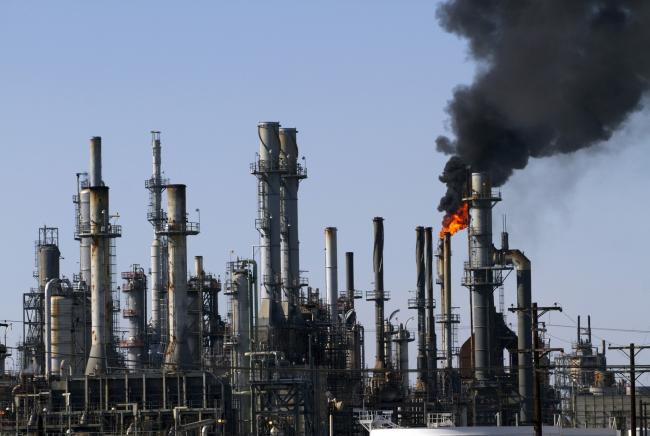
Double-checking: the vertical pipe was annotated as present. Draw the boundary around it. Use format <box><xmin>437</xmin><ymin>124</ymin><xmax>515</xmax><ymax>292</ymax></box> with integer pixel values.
<box><xmin>164</xmin><ymin>185</ymin><xmax>191</xmax><ymax>370</ymax></box>
<box><xmin>149</xmin><ymin>131</ymin><xmax>164</xmax><ymax>356</ymax></box>
<box><xmin>425</xmin><ymin>227</ymin><xmax>438</xmax><ymax>398</ymax></box>
<box><xmin>373</xmin><ymin>217</ymin><xmax>386</xmax><ymax>370</ymax></box>
<box><xmin>85</xmin><ymin>186</ymin><xmax>110</xmax><ymax>375</ymax></box>
<box><xmin>415</xmin><ymin>227</ymin><xmax>427</xmax><ymax>389</ymax></box>
<box><xmin>257</xmin><ymin>122</ymin><xmax>283</xmax><ymax>328</ymax></box>
<box><xmin>346</xmin><ymin>252</ymin><xmax>355</xmax><ymax>308</ymax></box>
<box><xmin>279</xmin><ymin>127</ymin><xmax>302</xmax><ymax>322</ymax></box>
<box><xmin>443</xmin><ymin>232</ymin><xmax>452</xmax><ymax>370</ymax></box>
<box><xmin>397</xmin><ymin>324</ymin><xmax>410</xmax><ymax>397</ymax></box>
<box><xmin>123</xmin><ymin>266</ymin><xmax>146</xmax><ymax>371</ymax></box>
<box><xmin>469</xmin><ymin>172</ymin><xmax>493</xmax><ymax>381</ymax></box>
<box><xmin>325</xmin><ymin>227</ymin><xmax>339</xmax><ymax>324</ymax></box>
<box><xmin>89</xmin><ymin>136</ymin><xmax>102</xmax><ymax>187</ymax></box>
<box><xmin>187</xmin><ymin>256</ymin><xmax>202</xmax><ymax>366</ymax></box>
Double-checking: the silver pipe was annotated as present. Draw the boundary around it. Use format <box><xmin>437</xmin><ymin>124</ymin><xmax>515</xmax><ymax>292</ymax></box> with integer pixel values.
<box><xmin>257</xmin><ymin>122</ymin><xmax>283</xmax><ymax>328</ymax></box>
<box><xmin>325</xmin><ymin>227</ymin><xmax>339</xmax><ymax>324</ymax></box>
<box><xmin>89</xmin><ymin>136</ymin><xmax>102</xmax><ymax>187</ymax></box>
<box><xmin>504</xmin><ymin>249</ymin><xmax>532</xmax><ymax>423</ymax></box>
<box><xmin>85</xmin><ymin>186</ymin><xmax>110</xmax><ymax>375</ymax></box>
<box><xmin>164</xmin><ymin>184</ymin><xmax>193</xmax><ymax>370</ymax></box>
<box><xmin>80</xmin><ymin>189</ymin><xmax>91</xmax><ymax>286</ymax></box>
<box><xmin>148</xmin><ymin>131</ymin><xmax>164</xmax><ymax>352</ymax></box>
<box><xmin>469</xmin><ymin>172</ymin><xmax>493</xmax><ymax>381</ymax></box>
<box><xmin>44</xmin><ymin>279</ymin><xmax>58</xmax><ymax>377</ymax></box>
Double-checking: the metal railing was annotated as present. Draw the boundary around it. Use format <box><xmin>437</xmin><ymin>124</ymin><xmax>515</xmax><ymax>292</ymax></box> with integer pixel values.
<box><xmin>365</xmin><ymin>290</ymin><xmax>391</xmax><ymax>301</ymax></box>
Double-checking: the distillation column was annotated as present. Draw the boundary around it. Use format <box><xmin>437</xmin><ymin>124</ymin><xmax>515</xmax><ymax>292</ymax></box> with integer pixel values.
<box><xmin>253</xmin><ymin>122</ymin><xmax>283</xmax><ymax>331</ymax></box>
<box><xmin>146</xmin><ymin>131</ymin><xmax>167</xmax><ymax>360</ymax></box>
<box><xmin>442</xmin><ymin>232</ymin><xmax>453</xmax><ymax>370</ymax></box>
<box><xmin>371</xmin><ymin>217</ymin><xmax>386</xmax><ymax>371</ymax></box>
<box><xmin>466</xmin><ymin>172</ymin><xmax>500</xmax><ymax>382</ymax></box>
<box><xmin>279</xmin><ymin>127</ymin><xmax>306</xmax><ymax>323</ymax></box>
<box><xmin>325</xmin><ymin>227</ymin><xmax>339</xmax><ymax>323</ymax></box>
<box><xmin>162</xmin><ymin>184</ymin><xmax>199</xmax><ymax>370</ymax></box>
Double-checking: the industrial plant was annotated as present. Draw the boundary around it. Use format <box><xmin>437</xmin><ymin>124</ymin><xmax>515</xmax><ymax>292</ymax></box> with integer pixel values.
<box><xmin>0</xmin><ymin>124</ymin><xmax>640</xmax><ymax>436</ymax></box>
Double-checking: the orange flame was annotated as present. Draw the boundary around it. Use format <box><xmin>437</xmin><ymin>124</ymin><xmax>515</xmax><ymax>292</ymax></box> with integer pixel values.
<box><xmin>439</xmin><ymin>202</ymin><xmax>469</xmax><ymax>239</ymax></box>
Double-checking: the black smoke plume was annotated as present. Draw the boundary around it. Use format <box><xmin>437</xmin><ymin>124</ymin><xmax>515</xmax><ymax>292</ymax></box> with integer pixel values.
<box><xmin>436</xmin><ymin>1</ymin><xmax>650</xmax><ymax>214</ymax></box>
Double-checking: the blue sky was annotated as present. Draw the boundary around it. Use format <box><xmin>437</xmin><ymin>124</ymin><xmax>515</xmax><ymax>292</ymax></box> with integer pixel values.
<box><xmin>0</xmin><ymin>1</ymin><xmax>648</xmax><ymax>374</ymax></box>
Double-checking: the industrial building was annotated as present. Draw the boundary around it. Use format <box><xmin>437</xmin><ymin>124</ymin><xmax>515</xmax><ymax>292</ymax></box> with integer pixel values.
<box><xmin>0</xmin><ymin>125</ymin><xmax>642</xmax><ymax>435</ymax></box>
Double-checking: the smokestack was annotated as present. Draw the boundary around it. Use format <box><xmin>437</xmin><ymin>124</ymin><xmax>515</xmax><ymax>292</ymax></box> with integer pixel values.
<box><xmin>325</xmin><ymin>227</ymin><xmax>339</xmax><ymax>323</ymax></box>
<box><xmin>255</xmin><ymin>122</ymin><xmax>283</xmax><ymax>329</ymax></box>
<box><xmin>372</xmin><ymin>217</ymin><xmax>386</xmax><ymax>370</ymax></box>
<box><xmin>163</xmin><ymin>184</ymin><xmax>199</xmax><ymax>370</ymax></box>
<box><xmin>467</xmin><ymin>172</ymin><xmax>499</xmax><ymax>382</ymax></box>
<box><xmin>85</xmin><ymin>186</ymin><xmax>111</xmax><ymax>375</ymax></box>
<box><xmin>346</xmin><ymin>252</ymin><xmax>355</xmax><ymax>308</ymax></box>
<box><xmin>279</xmin><ymin>127</ymin><xmax>305</xmax><ymax>323</ymax></box>
<box><xmin>504</xmin><ymin>249</ymin><xmax>532</xmax><ymax>424</ymax></box>
<box><xmin>425</xmin><ymin>227</ymin><xmax>438</xmax><ymax>398</ymax></box>
<box><xmin>442</xmin><ymin>232</ymin><xmax>452</xmax><ymax>370</ymax></box>
<box><xmin>89</xmin><ymin>136</ymin><xmax>102</xmax><ymax>187</ymax></box>
<box><xmin>415</xmin><ymin>227</ymin><xmax>427</xmax><ymax>390</ymax></box>
<box><xmin>435</xmin><ymin>2</ymin><xmax>650</xmax><ymax>214</ymax></box>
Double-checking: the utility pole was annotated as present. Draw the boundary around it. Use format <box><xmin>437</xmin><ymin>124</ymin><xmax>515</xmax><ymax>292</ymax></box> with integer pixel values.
<box><xmin>510</xmin><ymin>302</ymin><xmax>562</xmax><ymax>436</ymax></box>
<box><xmin>609</xmin><ymin>343</ymin><xmax>650</xmax><ymax>436</ymax></box>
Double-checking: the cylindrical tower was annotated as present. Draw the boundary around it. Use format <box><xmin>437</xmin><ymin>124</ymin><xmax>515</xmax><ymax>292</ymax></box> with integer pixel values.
<box><xmin>372</xmin><ymin>217</ymin><xmax>386</xmax><ymax>370</ymax></box>
<box><xmin>79</xmin><ymin>188</ymin><xmax>91</xmax><ymax>286</ymax></box>
<box><xmin>163</xmin><ymin>184</ymin><xmax>199</xmax><ymax>370</ymax></box>
<box><xmin>325</xmin><ymin>227</ymin><xmax>339</xmax><ymax>323</ymax></box>
<box><xmin>279</xmin><ymin>127</ymin><xmax>305</xmax><ymax>323</ymax></box>
<box><xmin>89</xmin><ymin>136</ymin><xmax>102</xmax><ymax>187</ymax></box>
<box><xmin>121</xmin><ymin>265</ymin><xmax>147</xmax><ymax>371</ymax></box>
<box><xmin>425</xmin><ymin>227</ymin><xmax>438</xmax><ymax>398</ymax></box>
<box><xmin>415</xmin><ymin>227</ymin><xmax>427</xmax><ymax>389</ymax></box>
<box><xmin>38</xmin><ymin>245</ymin><xmax>60</xmax><ymax>291</ymax></box>
<box><xmin>254</xmin><ymin>122</ymin><xmax>283</xmax><ymax>329</ymax></box>
<box><xmin>395</xmin><ymin>323</ymin><xmax>411</xmax><ymax>397</ymax></box>
<box><xmin>442</xmin><ymin>232</ymin><xmax>453</xmax><ymax>370</ymax></box>
<box><xmin>466</xmin><ymin>172</ymin><xmax>500</xmax><ymax>382</ymax></box>
<box><xmin>186</xmin><ymin>256</ymin><xmax>202</xmax><ymax>365</ymax></box>
<box><xmin>85</xmin><ymin>186</ymin><xmax>111</xmax><ymax>375</ymax></box>
<box><xmin>232</xmin><ymin>267</ymin><xmax>252</xmax><ymax>433</ymax></box>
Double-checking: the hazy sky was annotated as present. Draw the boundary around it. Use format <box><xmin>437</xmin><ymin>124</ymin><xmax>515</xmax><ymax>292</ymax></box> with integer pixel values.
<box><xmin>0</xmin><ymin>1</ymin><xmax>648</xmax><ymax>374</ymax></box>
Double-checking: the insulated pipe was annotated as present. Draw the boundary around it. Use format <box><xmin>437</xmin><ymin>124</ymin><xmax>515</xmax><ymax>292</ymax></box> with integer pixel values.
<box><xmin>469</xmin><ymin>172</ymin><xmax>493</xmax><ymax>381</ymax></box>
<box><xmin>85</xmin><ymin>186</ymin><xmax>110</xmax><ymax>375</ymax></box>
<box><xmin>279</xmin><ymin>127</ymin><xmax>301</xmax><ymax>322</ymax></box>
<box><xmin>443</xmin><ymin>232</ymin><xmax>453</xmax><ymax>370</ymax></box>
<box><xmin>425</xmin><ymin>227</ymin><xmax>438</xmax><ymax>396</ymax></box>
<box><xmin>346</xmin><ymin>252</ymin><xmax>355</xmax><ymax>308</ymax></box>
<box><xmin>325</xmin><ymin>227</ymin><xmax>339</xmax><ymax>323</ymax></box>
<box><xmin>89</xmin><ymin>136</ymin><xmax>102</xmax><ymax>187</ymax></box>
<box><xmin>164</xmin><ymin>185</ymin><xmax>192</xmax><ymax>370</ymax></box>
<box><xmin>44</xmin><ymin>279</ymin><xmax>58</xmax><ymax>377</ymax></box>
<box><xmin>257</xmin><ymin>122</ymin><xmax>283</xmax><ymax>327</ymax></box>
<box><xmin>504</xmin><ymin>249</ymin><xmax>532</xmax><ymax>424</ymax></box>
<box><xmin>373</xmin><ymin>217</ymin><xmax>386</xmax><ymax>370</ymax></box>
<box><xmin>415</xmin><ymin>227</ymin><xmax>427</xmax><ymax>389</ymax></box>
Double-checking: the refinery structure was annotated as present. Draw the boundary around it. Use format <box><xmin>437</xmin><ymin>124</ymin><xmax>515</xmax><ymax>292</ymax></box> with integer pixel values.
<box><xmin>0</xmin><ymin>125</ymin><xmax>643</xmax><ymax>436</ymax></box>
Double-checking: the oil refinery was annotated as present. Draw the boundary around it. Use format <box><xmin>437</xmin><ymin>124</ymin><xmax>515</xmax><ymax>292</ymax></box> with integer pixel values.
<box><xmin>0</xmin><ymin>126</ymin><xmax>643</xmax><ymax>436</ymax></box>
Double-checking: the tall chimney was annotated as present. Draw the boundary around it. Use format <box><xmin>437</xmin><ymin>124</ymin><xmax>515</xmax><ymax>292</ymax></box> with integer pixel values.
<box><xmin>425</xmin><ymin>227</ymin><xmax>438</xmax><ymax>398</ymax></box>
<box><xmin>163</xmin><ymin>184</ymin><xmax>199</xmax><ymax>370</ymax></box>
<box><xmin>346</xmin><ymin>252</ymin><xmax>355</xmax><ymax>308</ymax></box>
<box><xmin>85</xmin><ymin>186</ymin><xmax>111</xmax><ymax>375</ymax></box>
<box><xmin>279</xmin><ymin>127</ymin><xmax>305</xmax><ymax>323</ymax></box>
<box><xmin>373</xmin><ymin>217</ymin><xmax>386</xmax><ymax>370</ymax></box>
<box><xmin>415</xmin><ymin>227</ymin><xmax>427</xmax><ymax>390</ymax></box>
<box><xmin>325</xmin><ymin>227</ymin><xmax>339</xmax><ymax>323</ymax></box>
<box><xmin>254</xmin><ymin>122</ymin><xmax>283</xmax><ymax>329</ymax></box>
